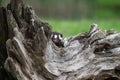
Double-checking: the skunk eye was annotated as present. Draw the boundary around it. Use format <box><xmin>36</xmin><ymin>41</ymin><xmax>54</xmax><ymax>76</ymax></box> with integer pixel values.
<box><xmin>54</xmin><ymin>35</ymin><xmax>58</xmax><ymax>39</ymax></box>
<box><xmin>59</xmin><ymin>35</ymin><xmax>62</xmax><ymax>40</ymax></box>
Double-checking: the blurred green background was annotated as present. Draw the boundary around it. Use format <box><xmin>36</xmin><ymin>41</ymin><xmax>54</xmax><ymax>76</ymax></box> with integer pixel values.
<box><xmin>1</xmin><ymin>0</ymin><xmax>120</xmax><ymax>37</ymax></box>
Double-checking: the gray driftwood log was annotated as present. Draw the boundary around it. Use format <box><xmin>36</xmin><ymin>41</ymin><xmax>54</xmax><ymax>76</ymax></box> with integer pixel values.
<box><xmin>0</xmin><ymin>0</ymin><xmax>120</xmax><ymax>80</ymax></box>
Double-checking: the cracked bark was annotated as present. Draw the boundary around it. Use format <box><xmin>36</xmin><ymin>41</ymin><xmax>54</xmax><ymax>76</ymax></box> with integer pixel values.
<box><xmin>0</xmin><ymin>0</ymin><xmax>120</xmax><ymax>80</ymax></box>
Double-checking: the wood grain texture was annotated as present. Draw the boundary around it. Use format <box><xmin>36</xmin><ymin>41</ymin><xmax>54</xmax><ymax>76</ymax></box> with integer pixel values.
<box><xmin>0</xmin><ymin>0</ymin><xmax>120</xmax><ymax>80</ymax></box>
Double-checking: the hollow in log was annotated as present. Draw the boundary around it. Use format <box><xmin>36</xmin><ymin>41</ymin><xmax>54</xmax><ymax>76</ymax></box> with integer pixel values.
<box><xmin>0</xmin><ymin>0</ymin><xmax>120</xmax><ymax>80</ymax></box>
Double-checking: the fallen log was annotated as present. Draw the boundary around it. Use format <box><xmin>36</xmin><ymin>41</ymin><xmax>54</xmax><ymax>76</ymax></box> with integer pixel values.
<box><xmin>0</xmin><ymin>0</ymin><xmax>120</xmax><ymax>80</ymax></box>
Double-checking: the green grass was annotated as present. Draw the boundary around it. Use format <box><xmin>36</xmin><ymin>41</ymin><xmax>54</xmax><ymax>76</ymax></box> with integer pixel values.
<box><xmin>42</xmin><ymin>19</ymin><xmax>120</xmax><ymax>37</ymax></box>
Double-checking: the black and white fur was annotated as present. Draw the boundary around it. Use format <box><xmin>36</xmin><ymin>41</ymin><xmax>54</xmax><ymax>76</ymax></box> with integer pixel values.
<box><xmin>51</xmin><ymin>32</ymin><xmax>64</xmax><ymax>47</ymax></box>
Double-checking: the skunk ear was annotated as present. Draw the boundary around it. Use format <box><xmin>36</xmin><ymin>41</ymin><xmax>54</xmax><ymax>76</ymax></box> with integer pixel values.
<box><xmin>60</xmin><ymin>33</ymin><xmax>63</xmax><ymax>37</ymax></box>
<box><xmin>59</xmin><ymin>34</ymin><xmax>63</xmax><ymax>40</ymax></box>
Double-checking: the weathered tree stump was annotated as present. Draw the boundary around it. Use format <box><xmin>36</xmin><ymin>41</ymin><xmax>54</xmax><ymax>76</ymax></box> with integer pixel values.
<box><xmin>0</xmin><ymin>0</ymin><xmax>120</xmax><ymax>80</ymax></box>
